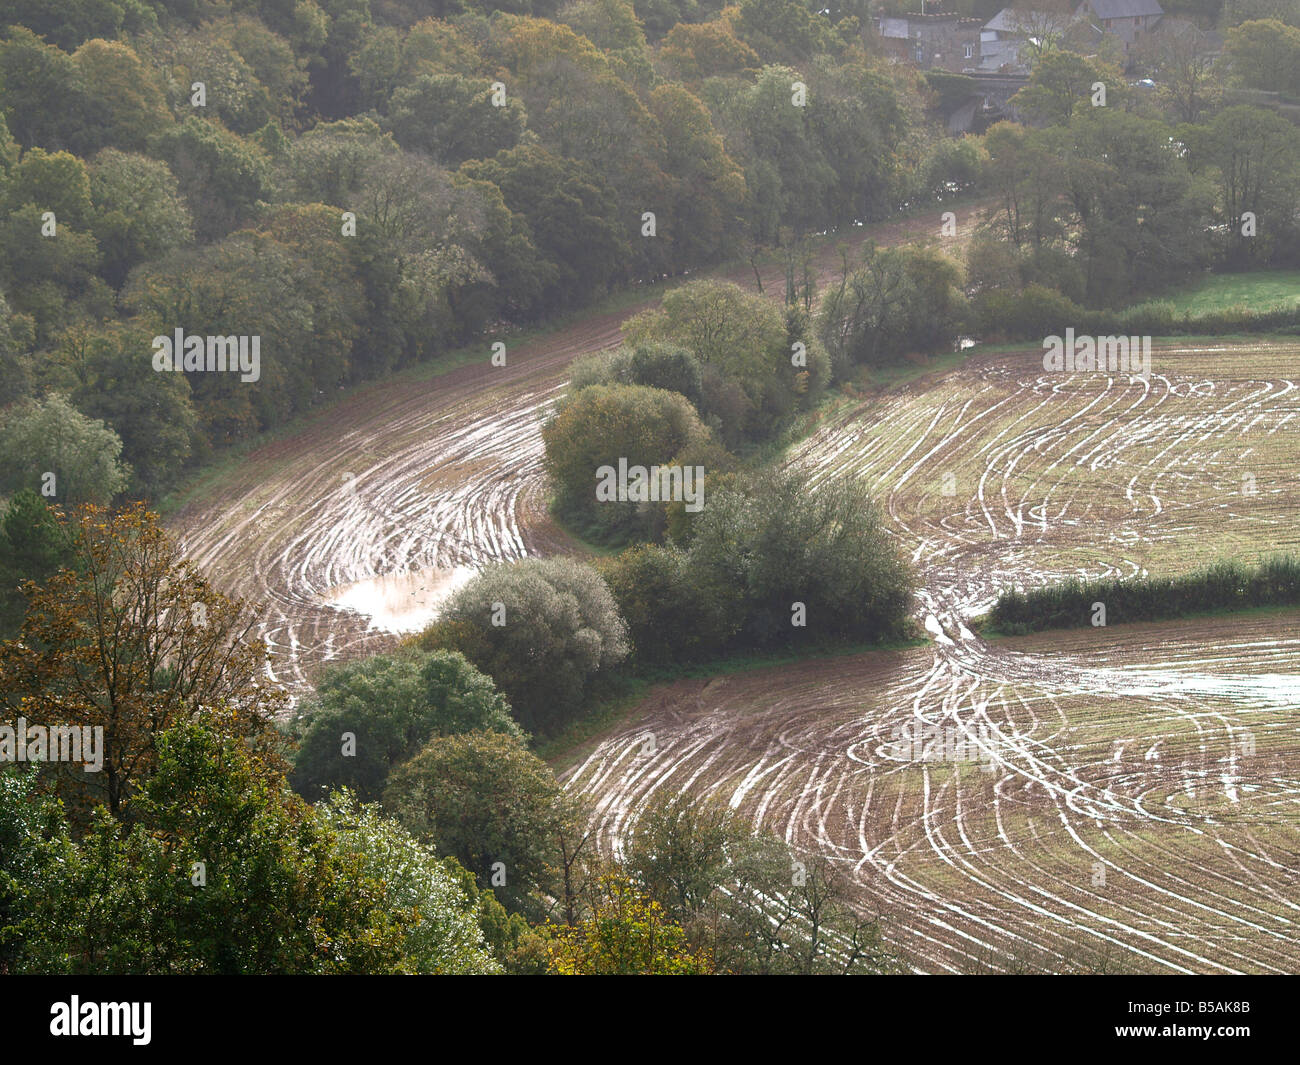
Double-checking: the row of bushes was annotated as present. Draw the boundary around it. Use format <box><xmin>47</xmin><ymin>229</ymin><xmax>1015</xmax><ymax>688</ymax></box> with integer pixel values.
<box><xmin>973</xmin><ymin>284</ymin><xmax>1300</xmax><ymax>344</ymax></box>
<box><xmin>817</xmin><ymin>247</ymin><xmax>1297</xmax><ymax>389</ymax></box>
<box><xmin>987</xmin><ymin>556</ymin><xmax>1300</xmax><ymax>634</ymax></box>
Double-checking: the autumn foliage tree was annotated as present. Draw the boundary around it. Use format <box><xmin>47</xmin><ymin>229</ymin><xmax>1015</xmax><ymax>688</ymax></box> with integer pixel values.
<box><xmin>545</xmin><ymin>873</ymin><xmax>713</xmax><ymax>974</ymax></box>
<box><xmin>0</xmin><ymin>502</ymin><xmax>284</xmax><ymax>819</ymax></box>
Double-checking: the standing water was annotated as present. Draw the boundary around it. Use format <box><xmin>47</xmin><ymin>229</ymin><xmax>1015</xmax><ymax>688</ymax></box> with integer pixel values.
<box><xmin>325</xmin><ymin>565</ymin><xmax>476</xmax><ymax>634</ymax></box>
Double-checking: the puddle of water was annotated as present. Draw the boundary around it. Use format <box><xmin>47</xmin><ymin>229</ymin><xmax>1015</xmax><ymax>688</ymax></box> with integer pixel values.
<box><xmin>325</xmin><ymin>566</ymin><xmax>476</xmax><ymax>634</ymax></box>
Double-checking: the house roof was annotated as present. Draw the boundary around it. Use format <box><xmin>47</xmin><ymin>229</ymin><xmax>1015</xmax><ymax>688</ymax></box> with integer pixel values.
<box><xmin>978</xmin><ymin>39</ymin><xmax>1024</xmax><ymax>69</ymax></box>
<box><xmin>1083</xmin><ymin>0</ymin><xmax>1163</xmax><ymax>18</ymax></box>
<box><xmin>984</xmin><ymin>8</ymin><xmax>1070</xmax><ymax>34</ymax></box>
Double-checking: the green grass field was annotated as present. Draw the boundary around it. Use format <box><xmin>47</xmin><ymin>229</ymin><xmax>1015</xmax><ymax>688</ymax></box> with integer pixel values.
<box><xmin>1165</xmin><ymin>270</ymin><xmax>1300</xmax><ymax>315</ymax></box>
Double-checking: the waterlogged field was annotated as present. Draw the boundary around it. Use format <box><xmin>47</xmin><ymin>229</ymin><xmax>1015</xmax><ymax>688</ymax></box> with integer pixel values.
<box><xmin>566</xmin><ymin>612</ymin><xmax>1300</xmax><ymax>974</ymax></box>
<box><xmin>170</xmin><ymin>205</ymin><xmax>980</xmax><ymax>697</ymax></box>
<box><xmin>801</xmin><ymin>341</ymin><xmax>1300</xmax><ymax>621</ymax></box>
<box><xmin>564</xmin><ymin>339</ymin><xmax>1300</xmax><ymax>973</ymax></box>
<box><xmin>169</xmin><ymin>212</ymin><xmax>1300</xmax><ymax>974</ymax></box>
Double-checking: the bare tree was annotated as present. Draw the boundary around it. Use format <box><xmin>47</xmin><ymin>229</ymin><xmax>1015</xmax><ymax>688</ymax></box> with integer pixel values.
<box><xmin>1138</xmin><ymin>20</ymin><xmax>1223</xmax><ymax>123</ymax></box>
<box><xmin>1004</xmin><ymin>0</ymin><xmax>1077</xmax><ymax>64</ymax></box>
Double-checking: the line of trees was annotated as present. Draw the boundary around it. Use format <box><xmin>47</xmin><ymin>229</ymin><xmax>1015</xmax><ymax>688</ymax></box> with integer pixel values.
<box><xmin>969</xmin><ymin>44</ymin><xmax>1300</xmax><ymax>318</ymax></box>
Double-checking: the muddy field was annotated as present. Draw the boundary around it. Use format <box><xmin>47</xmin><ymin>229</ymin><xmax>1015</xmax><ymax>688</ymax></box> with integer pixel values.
<box><xmin>171</xmin><ymin>202</ymin><xmax>1300</xmax><ymax>973</ymax></box>
<box><xmin>566</xmin><ymin>611</ymin><xmax>1300</xmax><ymax>973</ymax></box>
<box><xmin>171</xmin><ymin>204</ymin><xmax>980</xmax><ymax>695</ymax></box>
<box><xmin>800</xmin><ymin>342</ymin><xmax>1300</xmax><ymax>628</ymax></box>
<box><xmin>566</xmin><ymin>339</ymin><xmax>1300</xmax><ymax>972</ymax></box>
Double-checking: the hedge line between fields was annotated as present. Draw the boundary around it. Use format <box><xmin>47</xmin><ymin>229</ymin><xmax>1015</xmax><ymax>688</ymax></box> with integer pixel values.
<box><xmin>987</xmin><ymin>556</ymin><xmax>1300</xmax><ymax>634</ymax></box>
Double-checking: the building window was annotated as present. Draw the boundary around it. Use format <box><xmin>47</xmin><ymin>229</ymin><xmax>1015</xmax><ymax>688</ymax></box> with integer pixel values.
<box><xmin>964</xmin><ymin>43</ymin><xmax>974</xmax><ymax>58</ymax></box>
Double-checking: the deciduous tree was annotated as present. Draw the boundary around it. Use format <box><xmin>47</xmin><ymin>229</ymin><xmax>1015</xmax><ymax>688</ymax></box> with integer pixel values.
<box><xmin>0</xmin><ymin>503</ymin><xmax>284</xmax><ymax>818</ymax></box>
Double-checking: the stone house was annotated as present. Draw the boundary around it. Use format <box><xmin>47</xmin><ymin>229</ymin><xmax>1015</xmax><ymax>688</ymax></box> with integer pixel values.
<box><xmin>876</xmin><ymin>12</ymin><xmax>985</xmax><ymax>72</ymax></box>
<box><xmin>1076</xmin><ymin>0</ymin><xmax>1164</xmax><ymax>50</ymax></box>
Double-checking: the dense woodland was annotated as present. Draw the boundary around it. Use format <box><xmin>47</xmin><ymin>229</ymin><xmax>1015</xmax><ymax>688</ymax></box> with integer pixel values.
<box><xmin>0</xmin><ymin>0</ymin><xmax>1296</xmax><ymax>512</ymax></box>
<box><xmin>1</xmin><ymin>0</ymin><xmax>1299</xmax><ymax>974</ymax></box>
<box><xmin>0</xmin><ymin>0</ymin><xmax>1295</xmax><ymax>514</ymax></box>
<box><xmin>0</xmin><ymin>0</ymin><xmax>938</xmax><ymax>505</ymax></box>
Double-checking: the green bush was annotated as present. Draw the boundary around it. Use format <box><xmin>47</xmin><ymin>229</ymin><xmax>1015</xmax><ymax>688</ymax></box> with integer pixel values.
<box><xmin>419</xmin><ymin>557</ymin><xmax>630</xmax><ymax>735</ymax></box>
<box><xmin>543</xmin><ymin>382</ymin><xmax>713</xmax><ymax>543</ymax></box>
<box><xmin>975</xmin><ymin>282</ymin><xmax>1300</xmax><ymax>342</ymax></box>
<box><xmin>688</xmin><ymin>469</ymin><xmax>913</xmax><ymax>649</ymax></box>
<box><xmin>288</xmin><ymin>649</ymin><xmax>521</xmax><ymax>802</ymax></box>
<box><xmin>973</xmin><ymin>283</ymin><xmax>1084</xmax><ymax>341</ymax></box>
<box><xmin>568</xmin><ymin>346</ymin><xmax>635</xmax><ymax>393</ymax></box>
<box><xmin>820</xmin><ymin>244</ymin><xmax>967</xmax><ymax>372</ymax></box>
<box><xmin>382</xmin><ymin>729</ymin><xmax>568</xmax><ymax>917</ymax></box>
<box><xmin>569</xmin><ymin>342</ymin><xmax>705</xmax><ymax>411</ymax></box>
<box><xmin>596</xmin><ymin>542</ymin><xmax>740</xmax><ymax>666</ymax></box>
<box><xmin>628</xmin><ymin>341</ymin><xmax>704</xmax><ymax>407</ymax></box>
<box><xmin>599</xmin><ymin>468</ymin><xmax>914</xmax><ymax>664</ymax></box>
<box><xmin>624</xmin><ymin>280</ymin><xmax>826</xmax><ymax>444</ymax></box>
<box><xmin>1114</xmin><ymin>300</ymin><xmax>1176</xmax><ymax>334</ymax></box>
<box><xmin>920</xmin><ymin>134</ymin><xmax>988</xmax><ymax>198</ymax></box>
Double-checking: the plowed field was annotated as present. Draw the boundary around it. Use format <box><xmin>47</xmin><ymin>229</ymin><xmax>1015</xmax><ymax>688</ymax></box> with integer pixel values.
<box><xmin>170</xmin><ymin>207</ymin><xmax>1300</xmax><ymax>972</ymax></box>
